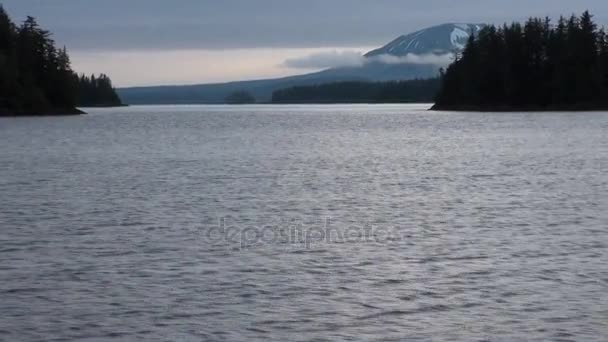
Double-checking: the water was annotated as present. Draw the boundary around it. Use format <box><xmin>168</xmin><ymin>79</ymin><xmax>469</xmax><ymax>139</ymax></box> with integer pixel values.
<box><xmin>1</xmin><ymin>104</ymin><xmax>607</xmax><ymax>341</ymax></box>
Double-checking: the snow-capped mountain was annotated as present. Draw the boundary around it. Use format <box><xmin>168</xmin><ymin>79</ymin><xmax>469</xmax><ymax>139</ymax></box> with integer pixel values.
<box><xmin>119</xmin><ymin>23</ymin><xmax>486</xmax><ymax>104</ymax></box>
<box><xmin>366</xmin><ymin>23</ymin><xmax>485</xmax><ymax>57</ymax></box>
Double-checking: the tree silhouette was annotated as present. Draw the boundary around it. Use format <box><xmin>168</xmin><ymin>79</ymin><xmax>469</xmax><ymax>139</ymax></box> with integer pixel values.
<box><xmin>434</xmin><ymin>11</ymin><xmax>608</xmax><ymax>110</ymax></box>
<box><xmin>77</xmin><ymin>73</ymin><xmax>123</xmax><ymax>107</ymax></box>
<box><xmin>0</xmin><ymin>6</ymin><xmax>122</xmax><ymax>115</ymax></box>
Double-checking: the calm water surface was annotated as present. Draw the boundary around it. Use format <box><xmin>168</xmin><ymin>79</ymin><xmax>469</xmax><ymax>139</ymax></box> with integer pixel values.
<box><xmin>1</xmin><ymin>104</ymin><xmax>607</xmax><ymax>341</ymax></box>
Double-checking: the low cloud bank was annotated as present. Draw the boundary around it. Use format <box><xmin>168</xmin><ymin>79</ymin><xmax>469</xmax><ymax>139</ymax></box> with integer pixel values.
<box><xmin>284</xmin><ymin>51</ymin><xmax>454</xmax><ymax>70</ymax></box>
<box><xmin>374</xmin><ymin>53</ymin><xmax>454</xmax><ymax>65</ymax></box>
<box><xmin>283</xmin><ymin>51</ymin><xmax>365</xmax><ymax>69</ymax></box>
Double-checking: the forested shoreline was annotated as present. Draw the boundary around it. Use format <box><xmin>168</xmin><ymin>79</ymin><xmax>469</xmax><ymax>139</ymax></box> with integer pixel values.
<box><xmin>5</xmin><ymin>4</ymin><xmax>608</xmax><ymax>112</ymax></box>
<box><xmin>0</xmin><ymin>5</ymin><xmax>122</xmax><ymax>116</ymax></box>
<box><xmin>77</xmin><ymin>74</ymin><xmax>124</xmax><ymax>108</ymax></box>
<box><xmin>433</xmin><ymin>11</ymin><xmax>608</xmax><ymax>111</ymax></box>
<box><xmin>272</xmin><ymin>79</ymin><xmax>440</xmax><ymax>104</ymax></box>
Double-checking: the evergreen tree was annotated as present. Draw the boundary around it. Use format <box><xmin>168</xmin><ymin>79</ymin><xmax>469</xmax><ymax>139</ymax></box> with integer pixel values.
<box><xmin>434</xmin><ymin>11</ymin><xmax>608</xmax><ymax>110</ymax></box>
<box><xmin>76</xmin><ymin>73</ymin><xmax>123</xmax><ymax>107</ymax></box>
<box><xmin>0</xmin><ymin>6</ymin><xmax>123</xmax><ymax>115</ymax></box>
<box><xmin>599</xmin><ymin>29</ymin><xmax>608</xmax><ymax>104</ymax></box>
<box><xmin>0</xmin><ymin>5</ymin><xmax>17</xmax><ymax>109</ymax></box>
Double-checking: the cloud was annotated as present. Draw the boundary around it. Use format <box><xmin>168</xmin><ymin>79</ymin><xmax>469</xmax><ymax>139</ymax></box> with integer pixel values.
<box><xmin>283</xmin><ymin>51</ymin><xmax>455</xmax><ymax>70</ymax></box>
<box><xmin>283</xmin><ymin>51</ymin><xmax>366</xmax><ymax>69</ymax></box>
<box><xmin>71</xmin><ymin>47</ymin><xmax>352</xmax><ymax>86</ymax></box>
<box><xmin>373</xmin><ymin>53</ymin><xmax>455</xmax><ymax>66</ymax></box>
<box><xmin>5</xmin><ymin>0</ymin><xmax>607</xmax><ymax>50</ymax></box>
<box><xmin>3</xmin><ymin>0</ymin><xmax>435</xmax><ymax>50</ymax></box>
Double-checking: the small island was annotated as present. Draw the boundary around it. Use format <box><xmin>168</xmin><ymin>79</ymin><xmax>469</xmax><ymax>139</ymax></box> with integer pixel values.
<box><xmin>433</xmin><ymin>11</ymin><xmax>608</xmax><ymax>111</ymax></box>
<box><xmin>225</xmin><ymin>90</ymin><xmax>256</xmax><ymax>104</ymax></box>
<box><xmin>0</xmin><ymin>6</ymin><xmax>123</xmax><ymax>116</ymax></box>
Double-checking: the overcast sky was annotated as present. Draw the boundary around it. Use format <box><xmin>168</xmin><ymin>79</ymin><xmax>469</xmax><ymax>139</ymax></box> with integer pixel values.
<box><xmin>3</xmin><ymin>0</ymin><xmax>607</xmax><ymax>86</ymax></box>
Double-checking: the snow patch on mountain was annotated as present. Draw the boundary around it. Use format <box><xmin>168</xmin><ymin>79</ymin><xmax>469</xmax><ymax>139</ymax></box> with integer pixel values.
<box><xmin>450</xmin><ymin>27</ymin><xmax>470</xmax><ymax>50</ymax></box>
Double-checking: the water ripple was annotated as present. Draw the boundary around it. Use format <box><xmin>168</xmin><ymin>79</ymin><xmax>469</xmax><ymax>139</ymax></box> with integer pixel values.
<box><xmin>0</xmin><ymin>105</ymin><xmax>606</xmax><ymax>341</ymax></box>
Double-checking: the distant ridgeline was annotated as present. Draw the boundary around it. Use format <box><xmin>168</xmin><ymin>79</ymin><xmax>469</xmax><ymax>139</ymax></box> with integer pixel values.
<box><xmin>433</xmin><ymin>11</ymin><xmax>608</xmax><ymax>111</ymax></box>
<box><xmin>272</xmin><ymin>79</ymin><xmax>440</xmax><ymax>104</ymax></box>
<box><xmin>0</xmin><ymin>6</ymin><xmax>123</xmax><ymax>116</ymax></box>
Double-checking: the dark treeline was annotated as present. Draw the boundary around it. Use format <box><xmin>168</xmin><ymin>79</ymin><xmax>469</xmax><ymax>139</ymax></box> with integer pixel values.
<box><xmin>272</xmin><ymin>79</ymin><xmax>440</xmax><ymax>104</ymax></box>
<box><xmin>77</xmin><ymin>74</ymin><xmax>123</xmax><ymax>107</ymax></box>
<box><xmin>0</xmin><ymin>5</ymin><xmax>122</xmax><ymax>115</ymax></box>
<box><xmin>434</xmin><ymin>11</ymin><xmax>608</xmax><ymax>111</ymax></box>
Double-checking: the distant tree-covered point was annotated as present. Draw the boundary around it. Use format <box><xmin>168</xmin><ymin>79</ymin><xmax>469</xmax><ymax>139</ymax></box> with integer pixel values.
<box><xmin>433</xmin><ymin>11</ymin><xmax>608</xmax><ymax>111</ymax></box>
<box><xmin>0</xmin><ymin>5</ymin><xmax>122</xmax><ymax>116</ymax></box>
<box><xmin>272</xmin><ymin>79</ymin><xmax>440</xmax><ymax>104</ymax></box>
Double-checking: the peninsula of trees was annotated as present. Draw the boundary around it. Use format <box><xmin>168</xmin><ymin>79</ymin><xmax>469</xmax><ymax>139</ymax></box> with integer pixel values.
<box><xmin>77</xmin><ymin>74</ymin><xmax>124</xmax><ymax>107</ymax></box>
<box><xmin>272</xmin><ymin>79</ymin><xmax>440</xmax><ymax>104</ymax></box>
<box><xmin>0</xmin><ymin>5</ymin><xmax>123</xmax><ymax>116</ymax></box>
<box><xmin>433</xmin><ymin>11</ymin><xmax>608</xmax><ymax>111</ymax></box>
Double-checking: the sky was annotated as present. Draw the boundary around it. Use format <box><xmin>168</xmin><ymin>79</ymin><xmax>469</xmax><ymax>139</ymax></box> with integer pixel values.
<box><xmin>3</xmin><ymin>0</ymin><xmax>608</xmax><ymax>87</ymax></box>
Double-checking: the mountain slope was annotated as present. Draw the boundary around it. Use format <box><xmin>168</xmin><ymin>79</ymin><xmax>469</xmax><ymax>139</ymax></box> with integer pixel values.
<box><xmin>119</xmin><ymin>63</ymin><xmax>440</xmax><ymax>104</ymax></box>
<box><xmin>118</xmin><ymin>23</ymin><xmax>484</xmax><ymax>104</ymax></box>
<box><xmin>366</xmin><ymin>23</ymin><xmax>484</xmax><ymax>57</ymax></box>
